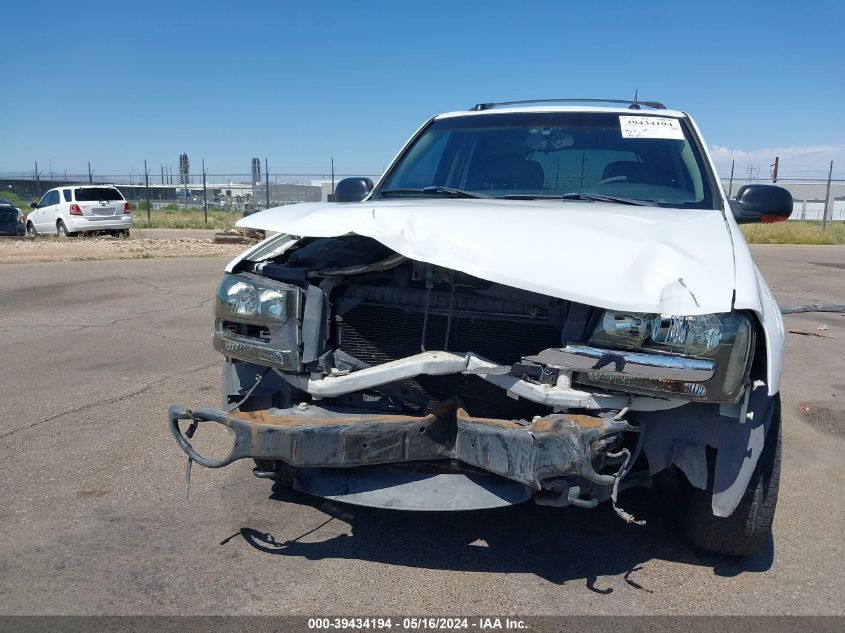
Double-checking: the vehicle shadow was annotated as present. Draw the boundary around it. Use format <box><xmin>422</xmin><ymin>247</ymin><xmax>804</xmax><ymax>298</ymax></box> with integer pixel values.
<box><xmin>221</xmin><ymin>482</ymin><xmax>773</xmax><ymax>588</ymax></box>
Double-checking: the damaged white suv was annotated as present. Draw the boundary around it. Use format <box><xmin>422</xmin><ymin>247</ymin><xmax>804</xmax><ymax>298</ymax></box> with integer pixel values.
<box><xmin>170</xmin><ymin>99</ymin><xmax>792</xmax><ymax>556</ymax></box>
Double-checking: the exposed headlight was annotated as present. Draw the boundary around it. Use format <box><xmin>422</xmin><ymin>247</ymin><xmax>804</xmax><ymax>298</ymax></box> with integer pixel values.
<box><xmin>213</xmin><ymin>273</ymin><xmax>303</xmax><ymax>370</ymax></box>
<box><xmin>597</xmin><ymin>312</ymin><xmax>723</xmax><ymax>355</ymax></box>
<box><xmin>216</xmin><ymin>274</ymin><xmax>298</xmax><ymax>323</ymax></box>
<box><xmin>583</xmin><ymin>311</ymin><xmax>755</xmax><ymax>402</ymax></box>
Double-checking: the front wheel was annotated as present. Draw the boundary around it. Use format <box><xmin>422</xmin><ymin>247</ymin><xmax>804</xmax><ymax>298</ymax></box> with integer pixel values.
<box><xmin>57</xmin><ymin>220</ymin><xmax>70</xmax><ymax>238</ymax></box>
<box><xmin>26</xmin><ymin>222</ymin><xmax>37</xmax><ymax>237</ymax></box>
<box><xmin>682</xmin><ymin>395</ymin><xmax>781</xmax><ymax>557</ymax></box>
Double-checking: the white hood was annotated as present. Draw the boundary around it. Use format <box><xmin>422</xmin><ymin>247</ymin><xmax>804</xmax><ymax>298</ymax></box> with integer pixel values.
<box><xmin>237</xmin><ymin>199</ymin><xmax>735</xmax><ymax>316</ymax></box>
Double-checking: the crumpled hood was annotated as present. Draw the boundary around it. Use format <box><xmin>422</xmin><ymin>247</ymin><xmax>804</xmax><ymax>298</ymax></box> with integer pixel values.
<box><xmin>238</xmin><ymin>198</ymin><xmax>735</xmax><ymax>315</ymax></box>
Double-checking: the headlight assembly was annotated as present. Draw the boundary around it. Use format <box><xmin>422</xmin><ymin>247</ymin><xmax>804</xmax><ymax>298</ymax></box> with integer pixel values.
<box><xmin>216</xmin><ymin>273</ymin><xmax>299</xmax><ymax>323</ymax></box>
<box><xmin>213</xmin><ymin>273</ymin><xmax>304</xmax><ymax>370</ymax></box>
<box><xmin>582</xmin><ymin>310</ymin><xmax>755</xmax><ymax>402</ymax></box>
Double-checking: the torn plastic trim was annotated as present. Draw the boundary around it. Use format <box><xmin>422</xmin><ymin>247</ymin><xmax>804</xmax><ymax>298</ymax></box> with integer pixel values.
<box><xmin>274</xmin><ymin>349</ymin><xmax>688</xmax><ymax>411</ymax></box>
<box><xmin>639</xmin><ymin>381</ymin><xmax>775</xmax><ymax>517</ymax></box>
<box><xmin>168</xmin><ymin>401</ymin><xmax>634</xmax><ymax>490</ymax></box>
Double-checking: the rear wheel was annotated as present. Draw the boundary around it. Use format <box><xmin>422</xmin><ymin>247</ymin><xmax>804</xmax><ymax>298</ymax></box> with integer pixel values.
<box><xmin>682</xmin><ymin>395</ymin><xmax>781</xmax><ymax>557</ymax></box>
<box><xmin>57</xmin><ymin>220</ymin><xmax>70</xmax><ymax>238</ymax></box>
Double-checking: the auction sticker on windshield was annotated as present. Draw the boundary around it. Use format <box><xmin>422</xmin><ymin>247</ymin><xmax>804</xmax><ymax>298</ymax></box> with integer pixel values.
<box><xmin>619</xmin><ymin>116</ymin><xmax>684</xmax><ymax>140</ymax></box>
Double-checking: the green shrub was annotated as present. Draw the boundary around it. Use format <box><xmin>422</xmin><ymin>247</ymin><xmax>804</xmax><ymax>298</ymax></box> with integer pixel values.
<box><xmin>740</xmin><ymin>221</ymin><xmax>845</xmax><ymax>245</ymax></box>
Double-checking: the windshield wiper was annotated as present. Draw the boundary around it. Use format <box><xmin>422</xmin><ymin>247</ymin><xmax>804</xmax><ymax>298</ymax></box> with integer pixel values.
<box><xmin>560</xmin><ymin>193</ymin><xmax>654</xmax><ymax>206</ymax></box>
<box><xmin>500</xmin><ymin>194</ymin><xmax>560</xmax><ymax>200</ymax></box>
<box><xmin>379</xmin><ymin>186</ymin><xmax>486</xmax><ymax>199</ymax></box>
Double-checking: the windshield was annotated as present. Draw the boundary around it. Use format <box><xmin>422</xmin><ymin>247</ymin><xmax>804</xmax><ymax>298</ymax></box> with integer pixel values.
<box><xmin>74</xmin><ymin>187</ymin><xmax>124</xmax><ymax>202</ymax></box>
<box><xmin>377</xmin><ymin>112</ymin><xmax>716</xmax><ymax>209</ymax></box>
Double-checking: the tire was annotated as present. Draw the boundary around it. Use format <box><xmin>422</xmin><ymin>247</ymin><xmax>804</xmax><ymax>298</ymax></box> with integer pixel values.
<box><xmin>57</xmin><ymin>220</ymin><xmax>70</xmax><ymax>238</ymax></box>
<box><xmin>682</xmin><ymin>395</ymin><xmax>781</xmax><ymax>557</ymax></box>
<box><xmin>26</xmin><ymin>222</ymin><xmax>37</xmax><ymax>237</ymax></box>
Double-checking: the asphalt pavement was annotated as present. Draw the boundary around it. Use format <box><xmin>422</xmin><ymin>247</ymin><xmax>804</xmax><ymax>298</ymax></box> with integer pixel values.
<box><xmin>0</xmin><ymin>246</ymin><xmax>843</xmax><ymax>615</ymax></box>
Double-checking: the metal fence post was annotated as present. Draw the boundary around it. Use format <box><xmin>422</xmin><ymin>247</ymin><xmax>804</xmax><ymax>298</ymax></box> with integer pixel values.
<box><xmin>202</xmin><ymin>160</ymin><xmax>208</xmax><ymax>223</ymax></box>
<box><xmin>727</xmin><ymin>159</ymin><xmax>734</xmax><ymax>198</ymax></box>
<box><xmin>822</xmin><ymin>161</ymin><xmax>833</xmax><ymax>230</ymax></box>
<box><xmin>265</xmin><ymin>158</ymin><xmax>270</xmax><ymax>210</ymax></box>
<box><xmin>144</xmin><ymin>160</ymin><xmax>151</xmax><ymax>223</ymax></box>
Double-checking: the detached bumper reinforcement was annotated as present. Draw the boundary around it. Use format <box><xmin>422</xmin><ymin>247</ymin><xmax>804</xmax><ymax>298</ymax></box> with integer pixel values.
<box><xmin>168</xmin><ymin>402</ymin><xmax>632</xmax><ymax>489</ymax></box>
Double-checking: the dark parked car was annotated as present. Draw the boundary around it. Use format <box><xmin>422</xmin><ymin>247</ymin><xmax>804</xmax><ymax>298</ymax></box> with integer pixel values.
<box><xmin>0</xmin><ymin>200</ymin><xmax>25</xmax><ymax>236</ymax></box>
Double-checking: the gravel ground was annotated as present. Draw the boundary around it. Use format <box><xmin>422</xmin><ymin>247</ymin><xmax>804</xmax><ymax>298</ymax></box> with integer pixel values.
<box><xmin>0</xmin><ymin>230</ymin><xmax>244</xmax><ymax>264</ymax></box>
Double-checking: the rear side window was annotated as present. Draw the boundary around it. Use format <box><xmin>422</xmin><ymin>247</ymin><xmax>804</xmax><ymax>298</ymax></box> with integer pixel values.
<box><xmin>63</xmin><ymin>189</ymin><xmax>72</xmax><ymax>202</ymax></box>
<box><xmin>74</xmin><ymin>187</ymin><xmax>124</xmax><ymax>202</ymax></box>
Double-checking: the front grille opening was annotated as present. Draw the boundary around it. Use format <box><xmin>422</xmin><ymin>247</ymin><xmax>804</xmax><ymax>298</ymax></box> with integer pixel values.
<box><xmin>341</xmin><ymin>305</ymin><xmax>562</xmax><ymax>419</ymax></box>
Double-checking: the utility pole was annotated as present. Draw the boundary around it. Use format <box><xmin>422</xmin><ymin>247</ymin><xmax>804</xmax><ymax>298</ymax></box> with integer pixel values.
<box><xmin>727</xmin><ymin>159</ymin><xmax>735</xmax><ymax>198</ymax></box>
<box><xmin>331</xmin><ymin>157</ymin><xmax>335</xmax><ymax>201</ymax></box>
<box><xmin>88</xmin><ymin>161</ymin><xmax>93</xmax><ymax>183</ymax></box>
<box><xmin>202</xmin><ymin>159</ymin><xmax>208</xmax><ymax>223</ymax></box>
<box><xmin>822</xmin><ymin>160</ymin><xmax>834</xmax><ymax>231</ymax></box>
<box><xmin>34</xmin><ymin>161</ymin><xmax>41</xmax><ymax>197</ymax></box>
<box><xmin>265</xmin><ymin>158</ymin><xmax>270</xmax><ymax>210</ymax></box>
<box><xmin>144</xmin><ymin>160</ymin><xmax>151</xmax><ymax>223</ymax></box>
<box><xmin>771</xmin><ymin>156</ymin><xmax>779</xmax><ymax>183</ymax></box>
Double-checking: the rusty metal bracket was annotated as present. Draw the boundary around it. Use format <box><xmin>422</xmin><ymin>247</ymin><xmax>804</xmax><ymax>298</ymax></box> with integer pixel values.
<box><xmin>169</xmin><ymin>402</ymin><xmax>634</xmax><ymax>491</ymax></box>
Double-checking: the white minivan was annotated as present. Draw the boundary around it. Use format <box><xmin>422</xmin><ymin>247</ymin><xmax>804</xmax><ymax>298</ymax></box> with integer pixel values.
<box><xmin>27</xmin><ymin>185</ymin><xmax>133</xmax><ymax>237</ymax></box>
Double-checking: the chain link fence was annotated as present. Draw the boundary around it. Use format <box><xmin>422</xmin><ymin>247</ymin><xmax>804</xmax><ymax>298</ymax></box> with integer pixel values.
<box><xmin>2</xmin><ymin>164</ymin><xmax>842</xmax><ymax>224</ymax></box>
<box><xmin>0</xmin><ymin>170</ymin><xmax>383</xmax><ymax>227</ymax></box>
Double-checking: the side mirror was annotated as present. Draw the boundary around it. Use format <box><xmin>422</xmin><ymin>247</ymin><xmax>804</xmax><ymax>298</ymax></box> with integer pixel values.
<box><xmin>334</xmin><ymin>177</ymin><xmax>373</xmax><ymax>203</ymax></box>
<box><xmin>30</xmin><ymin>202</ymin><xmax>38</xmax><ymax>208</ymax></box>
<box><xmin>730</xmin><ymin>184</ymin><xmax>793</xmax><ymax>224</ymax></box>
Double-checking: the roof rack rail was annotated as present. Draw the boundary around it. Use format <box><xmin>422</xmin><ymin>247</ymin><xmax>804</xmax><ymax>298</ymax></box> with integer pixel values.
<box><xmin>470</xmin><ymin>98</ymin><xmax>667</xmax><ymax>111</ymax></box>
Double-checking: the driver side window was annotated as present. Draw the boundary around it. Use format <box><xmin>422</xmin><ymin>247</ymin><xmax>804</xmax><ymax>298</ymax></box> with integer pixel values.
<box><xmin>41</xmin><ymin>190</ymin><xmax>60</xmax><ymax>207</ymax></box>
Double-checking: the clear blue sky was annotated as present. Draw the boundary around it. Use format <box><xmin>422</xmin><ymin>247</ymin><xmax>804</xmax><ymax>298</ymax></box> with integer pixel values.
<box><xmin>3</xmin><ymin>0</ymin><xmax>843</xmax><ymax>179</ymax></box>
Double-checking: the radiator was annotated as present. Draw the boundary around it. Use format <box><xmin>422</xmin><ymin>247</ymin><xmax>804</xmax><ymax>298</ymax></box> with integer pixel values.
<box><xmin>340</xmin><ymin>304</ymin><xmax>562</xmax><ymax>419</ymax></box>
